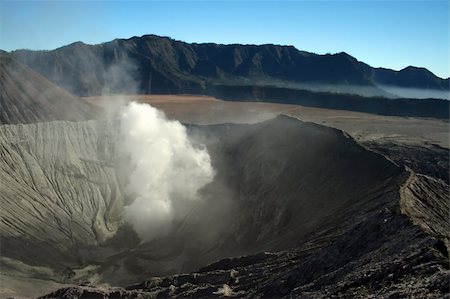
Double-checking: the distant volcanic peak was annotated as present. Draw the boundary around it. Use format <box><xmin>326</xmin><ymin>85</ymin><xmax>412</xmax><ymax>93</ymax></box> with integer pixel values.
<box><xmin>140</xmin><ymin>34</ymin><xmax>174</xmax><ymax>41</ymax></box>
<box><xmin>402</xmin><ymin>65</ymin><xmax>427</xmax><ymax>71</ymax></box>
<box><xmin>373</xmin><ymin>66</ymin><xmax>448</xmax><ymax>90</ymax></box>
<box><xmin>399</xmin><ymin>65</ymin><xmax>435</xmax><ymax>76</ymax></box>
<box><xmin>326</xmin><ymin>51</ymin><xmax>352</xmax><ymax>58</ymax></box>
<box><xmin>63</xmin><ymin>41</ymin><xmax>88</xmax><ymax>48</ymax></box>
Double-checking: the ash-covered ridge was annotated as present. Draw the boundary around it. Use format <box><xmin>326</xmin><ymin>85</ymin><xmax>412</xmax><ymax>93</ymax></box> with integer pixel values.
<box><xmin>0</xmin><ymin>51</ymin><xmax>96</xmax><ymax>125</ymax></box>
<box><xmin>0</xmin><ymin>116</ymin><xmax>448</xmax><ymax>298</ymax></box>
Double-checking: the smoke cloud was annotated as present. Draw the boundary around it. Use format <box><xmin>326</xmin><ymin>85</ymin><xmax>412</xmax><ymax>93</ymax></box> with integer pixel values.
<box><xmin>119</xmin><ymin>101</ymin><xmax>215</xmax><ymax>242</ymax></box>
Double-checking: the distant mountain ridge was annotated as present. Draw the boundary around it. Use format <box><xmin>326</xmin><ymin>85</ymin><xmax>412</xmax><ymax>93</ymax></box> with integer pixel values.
<box><xmin>10</xmin><ymin>34</ymin><xmax>449</xmax><ymax>97</ymax></box>
<box><xmin>373</xmin><ymin>65</ymin><xmax>449</xmax><ymax>89</ymax></box>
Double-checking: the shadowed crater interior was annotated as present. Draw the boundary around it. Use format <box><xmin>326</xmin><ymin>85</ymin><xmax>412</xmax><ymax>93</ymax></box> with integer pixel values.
<box><xmin>0</xmin><ymin>115</ymin><xmax>447</xmax><ymax>298</ymax></box>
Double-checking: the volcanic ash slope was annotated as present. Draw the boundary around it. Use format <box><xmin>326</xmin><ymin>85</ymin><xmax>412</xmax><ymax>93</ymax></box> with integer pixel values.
<box><xmin>0</xmin><ymin>116</ymin><xmax>448</xmax><ymax>298</ymax></box>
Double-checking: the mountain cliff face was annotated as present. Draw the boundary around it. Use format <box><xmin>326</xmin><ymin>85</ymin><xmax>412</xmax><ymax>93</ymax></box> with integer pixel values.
<box><xmin>372</xmin><ymin>66</ymin><xmax>449</xmax><ymax>90</ymax></box>
<box><xmin>0</xmin><ymin>51</ymin><xmax>96</xmax><ymax>125</ymax></box>
<box><xmin>10</xmin><ymin>35</ymin><xmax>449</xmax><ymax>98</ymax></box>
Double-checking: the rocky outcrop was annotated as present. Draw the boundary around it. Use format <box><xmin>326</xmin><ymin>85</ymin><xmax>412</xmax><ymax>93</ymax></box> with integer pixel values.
<box><xmin>401</xmin><ymin>172</ymin><xmax>450</xmax><ymax>252</ymax></box>
<box><xmin>366</xmin><ymin>140</ymin><xmax>450</xmax><ymax>251</ymax></box>
<box><xmin>41</xmin><ymin>209</ymin><xmax>449</xmax><ymax>298</ymax></box>
<box><xmin>365</xmin><ymin>141</ymin><xmax>449</xmax><ymax>182</ymax></box>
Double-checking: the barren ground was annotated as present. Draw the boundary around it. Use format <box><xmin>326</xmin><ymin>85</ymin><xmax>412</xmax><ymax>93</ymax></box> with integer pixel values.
<box><xmin>1</xmin><ymin>95</ymin><xmax>448</xmax><ymax>298</ymax></box>
<box><xmin>86</xmin><ymin>94</ymin><xmax>449</xmax><ymax>148</ymax></box>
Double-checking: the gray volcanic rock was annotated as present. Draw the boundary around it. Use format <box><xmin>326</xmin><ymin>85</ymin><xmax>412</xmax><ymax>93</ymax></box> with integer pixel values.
<box><xmin>365</xmin><ymin>141</ymin><xmax>449</xmax><ymax>182</ymax></box>
<box><xmin>0</xmin><ymin>116</ymin><xmax>448</xmax><ymax>298</ymax></box>
<box><xmin>401</xmin><ymin>173</ymin><xmax>449</xmax><ymax>250</ymax></box>
<box><xmin>366</xmin><ymin>141</ymin><xmax>450</xmax><ymax>250</ymax></box>
<box><xmin>0</xmin><ymin>51</ymin><xmax>96</xmax><ymax>125</ymax></box>
<box><xmin>41</xmin><ymin>212</ymin><xmax>449</xmax><ymax>298</ymax></box>
<box><xmin>195</xmin><ymin>116</ymin><xmax>404</xmax><ymax>253</ymax></box>
<box><xmin>0</xmin><ymin>121</ymin><xmax>123</xmax><ymax>270</ymax></box>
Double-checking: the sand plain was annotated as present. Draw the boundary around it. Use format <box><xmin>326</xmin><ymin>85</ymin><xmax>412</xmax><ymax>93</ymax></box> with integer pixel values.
<box><xmin>86</xmin><ymin>94</ymin><xmax>449</xmax><ymax>148</ymax></box>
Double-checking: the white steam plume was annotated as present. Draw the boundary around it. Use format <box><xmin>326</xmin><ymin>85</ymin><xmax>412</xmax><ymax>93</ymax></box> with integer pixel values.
<box><xmin>119</xmin><ymin>102</ymin><xmax>215</xmax><ymax>242</ymax></box>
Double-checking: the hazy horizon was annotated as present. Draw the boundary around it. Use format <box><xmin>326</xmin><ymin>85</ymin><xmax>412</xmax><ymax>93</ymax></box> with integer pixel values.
<box><xmin>1</xmin><ymin>0</ymin><xmax>448</xmax><ymax>78</ymax></box>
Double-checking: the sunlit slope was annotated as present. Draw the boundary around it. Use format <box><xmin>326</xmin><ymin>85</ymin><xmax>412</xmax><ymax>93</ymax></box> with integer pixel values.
<box><xmin>0</xmin><ymin>121</ymin><xmax>122</xmax><ymax>270</ymax></box>
<box><xmin>0</xmin><ymin>52</ymin><xmax>96</xmax><ymax>125</ymax></box>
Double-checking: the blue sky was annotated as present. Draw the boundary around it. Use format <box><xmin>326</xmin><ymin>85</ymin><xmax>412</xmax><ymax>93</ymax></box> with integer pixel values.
<box><xmin>1</xmin><ymin>0</ymin><xmax>448</xmax><ymax>78</ymax></box>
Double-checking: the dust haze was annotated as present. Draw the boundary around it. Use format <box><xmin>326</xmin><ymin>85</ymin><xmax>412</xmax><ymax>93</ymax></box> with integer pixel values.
<box><xmin>119</xmin><ymin>101</ymin><xmax>215</xmax><ymax>242</ymax></box>
<box><xmin>97</xmin><ymin>58</ymin><xmax>227</xmax><ymax>245</ymax></box>
<box><xmin>379</xmin><ymin>85</ymin><xmax>450</xmax><ymax>100</ymax></box>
